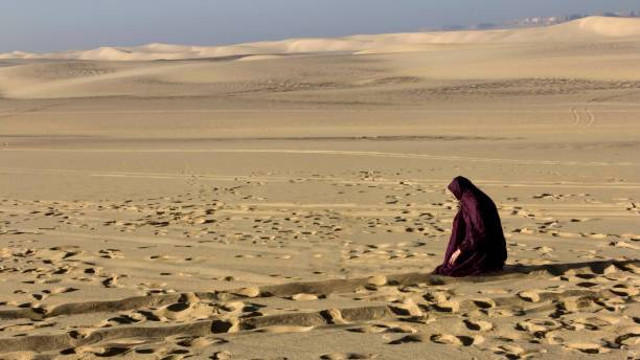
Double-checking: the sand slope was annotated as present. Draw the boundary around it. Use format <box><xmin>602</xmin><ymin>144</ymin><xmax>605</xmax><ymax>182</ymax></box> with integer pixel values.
<box><xmin>0</xmin><ymin>16</ymin><xmax>639</xmax><ymax>360</ymax></box>
<box><xmin>1</xmin><ymin>17</ymin><xmax>640</xmax><ymax>62</ymax></box>
<box><xmin>1</xmin><ymin>17</ymin><xmax>640</xmax><ymax>100</ymax></box>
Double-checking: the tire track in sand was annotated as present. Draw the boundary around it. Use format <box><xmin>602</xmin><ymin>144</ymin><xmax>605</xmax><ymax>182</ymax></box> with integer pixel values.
<box><xmin>0</xmin><ymin>148</ymin><xmax>636</xmax><ymax>166</ymax></box>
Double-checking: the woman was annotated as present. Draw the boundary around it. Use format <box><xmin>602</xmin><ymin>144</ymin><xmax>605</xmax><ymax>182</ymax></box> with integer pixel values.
<box><xmin>434</xmin><ymin>176</ymin><xmax>507</xmax><ymax>277</ymax></box>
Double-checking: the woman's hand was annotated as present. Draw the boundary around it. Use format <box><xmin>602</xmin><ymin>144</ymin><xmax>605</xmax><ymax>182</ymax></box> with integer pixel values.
<box><xmin>449</xmin><ymin>249</ymin><xmax>461</xmax><ymax>266</ymax></box>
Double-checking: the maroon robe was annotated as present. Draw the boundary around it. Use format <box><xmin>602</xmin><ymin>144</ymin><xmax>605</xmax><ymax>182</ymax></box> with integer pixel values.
<box><xmin>434</xmin><ymin>176</ymin><xmax>507</xmax><ymax>277</ymax></box>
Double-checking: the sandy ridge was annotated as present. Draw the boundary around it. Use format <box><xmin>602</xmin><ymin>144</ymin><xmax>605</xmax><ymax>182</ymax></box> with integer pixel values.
<box><xmin>2</xmin><ymin>17</ymin><xmax>640</xmax><ymax>61</ymax></box>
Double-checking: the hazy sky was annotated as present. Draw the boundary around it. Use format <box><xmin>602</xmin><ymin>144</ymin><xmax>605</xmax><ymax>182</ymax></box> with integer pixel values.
<box><xmin>1</xmin><ymin>0</ymin><xmax>638</xmax><ymax>53</ymax></box>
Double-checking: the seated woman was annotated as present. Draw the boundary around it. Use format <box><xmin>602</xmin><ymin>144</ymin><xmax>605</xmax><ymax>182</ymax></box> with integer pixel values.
<box><xmin>434</xmin><ymin>176</ymin><xmax>507</xmax><ymax>277</ymax></box>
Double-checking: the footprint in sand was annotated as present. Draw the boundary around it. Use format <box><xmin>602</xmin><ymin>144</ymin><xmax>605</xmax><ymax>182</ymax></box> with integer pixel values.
<box><xmin>98</xmin><ymin>249</ymin><xmax>124</xmax><ymax>259</ymax></box>
<box><xmin>517</xmin><ymin>290</ymin><xmax>542</xmax><ymax>303</ymax></box>
<box><xmin>290</xmin><ymin>293</ymin><xmax>319</xmax><ymax>301</ymax></box>
<box><xmin>590</xmin><ymin>297</ymin><xmax>625</xmax><ymax>312</ymax></box>
<box><xmin>431</xmin><ymin>333</ymin><xmax>483</xmax><ymax>346</ymax></box>
<box><xmin>423</xmin><ymin>291</ymin><xmax>459</xmax><ymax>311</ymax></box>
<box><xmin>256</xmin><ymin>325</ymin><xmax>316</xmax><ymax>333</ymax></box>
<box><xmin>432</xmin><ymin>299</ymin><xmax>460</xmax><ymax>313</ymax></box>
<box><xmin>581</xmin><ymin>232</ymin><xmax>609</xmax><ymax>239</ymax></box>
<box><xmin>177</xmin><ymin>336</ymin><xmax>226</xmax><ymax>348</ymax></box>
<box><xmin>388</xmin><ymin>298</ymin><xmax>423</xmax><ymax>317</ymax></box>
<box><xmin>621</xmin><ymin>233</ymin><xmax>640</xmax><ymax>242</ymax></box>
<box><xmin>105</xmin><ymin>314</ymin><xmax>143</xmax><ymax>325</ymax></box>
<box><xmin>349</xmin><ymin>323</ymin><xmax>417</xmax><ymax>334</ymax></box>
<box><xmin>320</xmin><ymin>353</ymin><xmax>378</xmax><ymax>359</ymax></box>
<box><xmin>148</xmin><ymin>254</ymin><xmax>180</xmax><ymax>262</ymax></box>
<box><xmin>389</xmin><ymin>333</ymin><xmax>481</xmax><ymax>346</ymax></box>
<box><xmin>83</xmin><ymin>346</ymin><xmax>131</xmax><ymax>357</ymax></box>
<box><xmin>557</xmin><ymin>295</ymin><xmax>595</xmax><ymax>313</ymax></box>
<box><xmin>533</xmin><ymin>246</ymin><xmax>554</xmax><ymax>254</ymax></box>
<box><xmin>609</xmin><ymin>284</ymin><xmax>639</xmax><ymax>297</ymax></box>
<box><xmin>464</xmin><ymin>319</ymin><xmax>494</xmax><ymax>332</ymax></box>
<box><xmin>609</xmin><ymin>241</ymin><xmax>640</xmax><ymax>250</ymax></box>
<box><xmin>155</xmin><ymin>298</ymin><xmax>212</xmax><ymax>321</ymax></box>
<box><xmin>36</xmin><ymin>287</ymin><xmax>78</xmax><ymax>301</ymax></box>
<box><xmin>101</xmin><ymin>275</ymin><xmax>120</xmax><ymax>288</ymax></box>
<box><xmin>229</xmin><ymin>302</ymin><xmax>263</xmax><ymax>316</ymax></box>
<box><xmin>83</xmin><ymin>266</ymin><xmax>103</xmax><ymax>275</ymax></box>
<box><xmin>565</xmin><ymin>342</ymin><xmax>609</xmax><ymax>354</ymax></box>
<box><xmin>211</xmin><ymin>319</ymin><xmax>240</xmax><ymax>334</ymax></box>
<box><xmin>516</xmin><ymin>319</ymin><xmax>561</xmax><ymax>335</ymax></box>
<box><xmin>613</xmin><ymin>326</ymin><xmax>640</xmax><ymax>347</ymax></box>
<box><xmin>212</xmin><ymin>350</ymin><xmax>233</xmax><ymax>359</ymax></box>
<box><xmin>472</xmin><ymin>298</ymin><xmax>496</xmax><ymax>309</ymax></box>
<box><xmin>231</xmin><ymin>287</ymin><xmax>261</xmax><ymax>298</ymax></box>
<box><xmin>388</xmin><ymin>333</ymin><xmax>430</xmax><ymax>344</ymax></box>
<box><xmin>493</xmin><ymin>344</ymin><xmax>545</xmax><ymax>359</ymax></box>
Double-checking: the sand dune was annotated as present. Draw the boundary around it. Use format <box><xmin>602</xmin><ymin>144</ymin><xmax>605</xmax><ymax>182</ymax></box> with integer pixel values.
<box><xmin>2</xmin><ymin>17</ymin><xmax>640</xmax><ymax>62</ymax></box>
<box><xmin>0</xmin><ymin>14</ymin><xmax>639</xmax><ymax>360</ymax></box>
<box><xmin>1</xmin><ymin>17</ymin><xmax>640</xmax><ymax>100</ymax></box>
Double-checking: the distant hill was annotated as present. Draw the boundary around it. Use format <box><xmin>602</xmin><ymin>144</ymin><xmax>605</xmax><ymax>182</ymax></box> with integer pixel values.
<box><xmin>1</xmin><ymin>16</ymin><xmax>640</xmax><ymax>62</ymax></box>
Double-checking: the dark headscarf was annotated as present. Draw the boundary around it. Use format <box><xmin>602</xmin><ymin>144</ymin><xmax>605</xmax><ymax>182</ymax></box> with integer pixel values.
<box><xmin>434</xmin><ymin>176</ymin><xmax>507</xmax><ymax>277</ymax></box>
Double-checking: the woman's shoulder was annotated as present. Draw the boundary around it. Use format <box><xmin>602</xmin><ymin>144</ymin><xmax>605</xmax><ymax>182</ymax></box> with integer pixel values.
<box><xmin>460</xmin><ymin>191</ymin><xmax>481</xmax><ymax>206</ymax></box>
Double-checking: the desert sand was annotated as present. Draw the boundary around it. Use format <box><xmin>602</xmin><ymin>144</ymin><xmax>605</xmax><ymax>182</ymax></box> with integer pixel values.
<box><xmin>0</xmin><ymin>16</ymin><xmax>639</xmax><ymax>359</ymax></box>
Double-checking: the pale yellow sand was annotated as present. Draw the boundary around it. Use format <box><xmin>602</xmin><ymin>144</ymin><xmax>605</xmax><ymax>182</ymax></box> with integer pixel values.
<box><xmin>0</xmin><ymin>17</ymin><xmax>639</xmax><ymax>360</ymax></box>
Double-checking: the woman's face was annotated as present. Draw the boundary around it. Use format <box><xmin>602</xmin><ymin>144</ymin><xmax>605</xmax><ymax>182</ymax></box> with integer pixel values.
<box><xmin>446</xmin><ymin>188</ymin><xmax>461</xmax><ymax>208</ymax></box>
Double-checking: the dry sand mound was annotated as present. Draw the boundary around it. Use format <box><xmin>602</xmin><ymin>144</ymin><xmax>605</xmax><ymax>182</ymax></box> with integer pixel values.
<box><xmin>0</xmin><ymin>12</ymin><xmax>639</xmax><ymax>360</ymax></box>
<box><xmin>1</xmin><ymin>17</ymin><xmax>639</xmax><ymax>62</ymax></box>
<box><xmin>1</xmin><ymin>16</ymin><xmax>639</xmax><ymax>100</ymax></box>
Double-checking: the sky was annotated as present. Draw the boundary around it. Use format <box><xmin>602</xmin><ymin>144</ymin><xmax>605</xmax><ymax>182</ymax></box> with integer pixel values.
<box><xmin>0</xmin><ymin>0</ymin><xmax>638</xmax><ymax>53</ymax></box>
